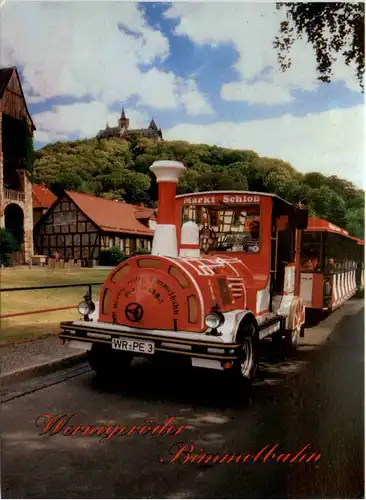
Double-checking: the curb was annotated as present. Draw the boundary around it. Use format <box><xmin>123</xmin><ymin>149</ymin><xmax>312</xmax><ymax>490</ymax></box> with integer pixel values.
<box><xmin>1</xmin><ymin>351</ymin><xmax>88</xmax><ymax>386</ymax></box>
<box><xmin>0</xmin><ymin>333</ymin><xmax>59</xmax><ymax>348</ymax></box>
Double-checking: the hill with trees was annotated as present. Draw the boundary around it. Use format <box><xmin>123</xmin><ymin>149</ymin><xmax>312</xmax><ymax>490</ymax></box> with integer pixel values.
<box><xmin>32</xmin><ymin>133</ymin><xmax>365</xmax><ymax>239</ymax></box>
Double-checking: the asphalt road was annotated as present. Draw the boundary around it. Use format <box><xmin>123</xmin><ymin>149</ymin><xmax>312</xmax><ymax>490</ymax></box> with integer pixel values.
<box><xmin>1</xmin><ymin>299</ymin><xmax>364</xmax><ymax>499</ymax></box>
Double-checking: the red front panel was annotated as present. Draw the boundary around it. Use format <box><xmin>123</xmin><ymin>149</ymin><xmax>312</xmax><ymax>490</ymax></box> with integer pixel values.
<box><xmin>98</xmin><ymin>256</ymin><xmax>205</xmax><ymax>332</ymax></box>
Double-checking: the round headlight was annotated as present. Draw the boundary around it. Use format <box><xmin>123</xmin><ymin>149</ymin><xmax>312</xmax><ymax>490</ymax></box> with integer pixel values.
<box><xmin>205</xmin><ymin>312</ymin><xmax>225</xmax><ymax>329</ymax></box>
<box><xmin>78</xmin><ymin>301</ymin><xmax>95</xmax><ymax>316</ymax></box>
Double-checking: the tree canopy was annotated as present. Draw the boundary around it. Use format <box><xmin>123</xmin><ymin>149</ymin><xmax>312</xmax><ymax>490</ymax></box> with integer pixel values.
<box><xmin>274</xmin><ymin>2</ymin><xmax>365</xmax><ymax>91</ymax></box>
<box><xmin>33</xmin><ymin>136</ymin><xmax>365</xmax><ymax>239</ymax></box>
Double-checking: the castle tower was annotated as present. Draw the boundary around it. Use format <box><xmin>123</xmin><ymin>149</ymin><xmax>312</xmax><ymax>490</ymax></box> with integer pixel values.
<box><xmin>149</xmin><ymin>118</ymin><xmax>158</xmax><ymax>132</ymax></box>
<box><xmin>118</xmin><ymin>107</ymin><xmax>129</xmax><ymax>134</ymax></box>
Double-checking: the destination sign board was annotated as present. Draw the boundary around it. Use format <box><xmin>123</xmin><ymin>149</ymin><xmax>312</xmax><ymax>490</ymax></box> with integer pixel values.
<box><xmin>183</xmin><ymin>194</ymin><xmax>261</xmax><ymax>205</ymax></box>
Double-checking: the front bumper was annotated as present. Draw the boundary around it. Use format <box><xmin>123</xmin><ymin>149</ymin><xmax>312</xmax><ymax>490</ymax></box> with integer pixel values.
<box><xmin>59</xmin><ymin>321</ymin><xmax>241</xmax><ymax>363</ymax></box>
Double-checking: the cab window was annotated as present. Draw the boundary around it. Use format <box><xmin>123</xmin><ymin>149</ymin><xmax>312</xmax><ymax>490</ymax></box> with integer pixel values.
<box><xmin>182</xmin><ymin>205</ymin><xmax>261</xmax><ymax>253</ymax></box>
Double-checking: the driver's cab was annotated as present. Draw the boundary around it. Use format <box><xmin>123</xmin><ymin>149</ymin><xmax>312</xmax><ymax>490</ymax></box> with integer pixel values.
<box><xmin>185</xmin><ymin>202</ymin><xmax>260</xmax><ymax>254</ymax></box>
<box><xmin>175</xmin><ymin>191</ymin><xmax>308</xmax><ymax>311</ymax></box>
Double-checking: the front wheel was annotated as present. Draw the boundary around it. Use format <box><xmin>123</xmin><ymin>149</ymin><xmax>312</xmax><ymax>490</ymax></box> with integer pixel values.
<box><xmin>88</xmin><ymin>344</ymin><xmax>133</xmax><ymax>380</ymax></box>
<box><xmin>226</xmin><ymin>323</ymin><xmax>259</xmax><ymax>390</ymax></box>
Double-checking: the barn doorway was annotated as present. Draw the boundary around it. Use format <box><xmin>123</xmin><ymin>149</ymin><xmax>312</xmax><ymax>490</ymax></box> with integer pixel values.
<box><xmin>4</xmin><ymin>203</ymin><xmax>25</xmax><ymax>264</ymax></box>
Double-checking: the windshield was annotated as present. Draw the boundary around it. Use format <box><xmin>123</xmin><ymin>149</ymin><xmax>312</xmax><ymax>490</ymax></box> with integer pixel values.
<box><xmin>182</xmin><ymin>204</ymin><xmax>261</xmax><ymax>253</ymax></box>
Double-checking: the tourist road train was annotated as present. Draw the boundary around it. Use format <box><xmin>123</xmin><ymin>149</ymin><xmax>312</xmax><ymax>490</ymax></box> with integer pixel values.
<box><xmin>59</xmin><ymin>160</ymin><xmax>364</xmax><ymax>386</ymax></box>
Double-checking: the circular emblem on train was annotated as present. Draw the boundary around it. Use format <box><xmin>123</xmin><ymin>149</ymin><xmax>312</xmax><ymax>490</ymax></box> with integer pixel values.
<box><xmin>125</xmin><ymin>303</ymin><xmax>144</xmax><ymax>322</ymax></box>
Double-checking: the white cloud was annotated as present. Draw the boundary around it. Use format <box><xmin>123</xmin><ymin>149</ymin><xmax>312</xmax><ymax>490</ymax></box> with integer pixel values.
<box><xmin>0</xmin><ymin>1</ymin><xmax>212</xmax><ymax>115</ymax></box>
<box><xmin>164</xmin><ymin>105</ymin><xmax>365</xmax><ymax>188</ymax></box>
<box><xmin>221</xmin><ymin>81</ymin><xmax>295</xmax><ymax>105</ymax></box>
<box><xmin>33</xmin><ymin>102</ymin><xmax>150</xmax><ymax>144</ymax></box>
<box><xmin>164</xmin><ymin>3</ymin><xmax>361</xmax><ymax>105</ymax></box>
<box><xmin>177</xmin><ymin>79</ymin><xmax>214</xmax><ymax>115</ymax></box>
<box><xmin>133</xmin><ymin>68</ymin><xmax>212</xmax><ymax>113</ymax></box>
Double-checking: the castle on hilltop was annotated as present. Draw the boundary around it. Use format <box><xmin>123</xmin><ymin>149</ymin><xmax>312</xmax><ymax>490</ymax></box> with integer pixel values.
<box><xmin>96</xmin><ymin>107</ymin><xmax>163</xmax><ymax>141</ymax></box>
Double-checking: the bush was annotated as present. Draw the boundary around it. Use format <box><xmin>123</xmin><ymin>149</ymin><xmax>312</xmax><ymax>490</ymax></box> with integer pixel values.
<box><xmin>99</xmin><ymin>247</ymin><xmax>126</xmax><ymax>266</ymax></box>
<box><xmin>132</xmin><ymin>248</ymin><xmax>151</xmax><ymax>256</ymax></box>
<box><xmin>0</xmin><ymin>228</ymin><xmax>21</xmax><ymax>267</ymax></box>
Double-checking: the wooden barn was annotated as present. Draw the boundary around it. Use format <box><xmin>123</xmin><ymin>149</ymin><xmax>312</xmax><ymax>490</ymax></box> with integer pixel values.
<box><xmin>0</xmin><ymin>66</ymin><xmax>36</xmax><ymax>263</ymax></box>
<box><xmin>33</xmin><ymin>191</ymin><xmax>155</xmax><ymax>264</ymax></box>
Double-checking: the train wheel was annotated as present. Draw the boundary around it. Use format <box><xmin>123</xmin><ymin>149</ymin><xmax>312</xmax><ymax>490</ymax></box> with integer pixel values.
<box><xmin>284</xmin><ymin>298</ymin><xmax>306</xmax><ymax>353</ymax></box>
<box><xmin>227</xmin><ymin>322</ymin><xmax>259</xmax><ymax>390</ymax></box>
<box><xmin>88</xmin><ymin>344</ymin><xmax>133</xmax><ymax>380</ymax></box>
<box><xmin>283</xmin><ymin>324</ymin><xmax>302</xmax><ymax>352</ymax></box>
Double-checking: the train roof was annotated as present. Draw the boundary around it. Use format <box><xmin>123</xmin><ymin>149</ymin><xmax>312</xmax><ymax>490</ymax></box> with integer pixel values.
<box><xmin>306</xmin><ymin>217</ymin><xmax>363</xmax><ymax>243</ymax></box>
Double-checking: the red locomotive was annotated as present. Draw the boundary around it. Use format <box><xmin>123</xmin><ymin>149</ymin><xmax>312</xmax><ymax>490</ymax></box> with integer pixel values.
<box><xmin>60</xmin><ymin>160</ymin><xmax>308</xmax><ymax>387</ymax></box>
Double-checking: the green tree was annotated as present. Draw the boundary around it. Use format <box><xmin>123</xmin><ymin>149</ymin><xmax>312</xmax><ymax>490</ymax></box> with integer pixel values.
<box><xmin>311</xmin><ymin>185</ymin><xmax>347</xmax><ymax>227</ymax></box>
<box><xmin>0</xmin><ymin>228</ymin><xmax>21</xmax><ymax>267</ymax></box>
<box><xmin>263</xmin><ymin>163</ymin><xmax>299</xmax><ymax>201</ymax></box>
<box><xmin>274</xmin><ymin>2</ymin><xmax>365</xmax><ymax>91</ymax></box>
<box><xmin>33</xmin><ymin>135</ymin><xmax>364</xmax><ymax>236</ymax></box>
<box><xmin>344</xmin><ymin>207</ymin><xmax>365</xmax><ymax>239</ymax></box>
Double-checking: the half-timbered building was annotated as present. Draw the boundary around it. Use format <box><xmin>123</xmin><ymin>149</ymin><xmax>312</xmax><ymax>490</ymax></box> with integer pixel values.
<box><xmin>34</xmin><ymin>191</ymin><xmax>154</xmax><ymax>263</ymax></box>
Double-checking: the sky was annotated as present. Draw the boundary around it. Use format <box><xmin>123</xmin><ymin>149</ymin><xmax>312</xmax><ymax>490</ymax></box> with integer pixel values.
<box><xmin>1</xmin><ymin>0</ymin><xmax>364</xmax><ymax>188</ymax></box>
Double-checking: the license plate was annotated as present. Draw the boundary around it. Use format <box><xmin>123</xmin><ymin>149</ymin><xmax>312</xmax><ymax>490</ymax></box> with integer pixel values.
<box><xmin>112</xmin><ymin>337</ymin><xmax>155</xmax><ymax>354</ymax></box>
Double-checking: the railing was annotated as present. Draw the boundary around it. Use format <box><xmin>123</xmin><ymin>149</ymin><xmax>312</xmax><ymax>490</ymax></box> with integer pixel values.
<box><xmin>0</xmin><ymin>282</ymin><xmax>103</xmax><ymax>319</ymax></box>
<box><xmin>4</xmin><ymin>188</ymin><xmax>25</xmax><ymax>203</ymax></box>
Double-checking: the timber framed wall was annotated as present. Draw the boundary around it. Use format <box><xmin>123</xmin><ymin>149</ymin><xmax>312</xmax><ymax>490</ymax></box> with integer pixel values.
<box><xmin>34</xmin><ymin>195</ymin><xmax>153</xmax><ymax>260</ymax></box>
<box><xmin>35</xmin><ymin>196</ymin><xmax>100</xmax><ymax>260</ymax></box>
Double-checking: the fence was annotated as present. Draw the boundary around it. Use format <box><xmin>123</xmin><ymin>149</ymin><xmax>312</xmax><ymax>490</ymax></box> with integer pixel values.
<box><xmin>0</xmin><ymin>282</ymin><xmax>103</xmax><ymax>319</ymax></box>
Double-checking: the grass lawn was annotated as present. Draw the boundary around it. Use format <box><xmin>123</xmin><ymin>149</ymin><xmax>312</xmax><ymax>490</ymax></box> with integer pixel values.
<box><xmin>0</xmin><ymin>267</ymin><xmax>112</xmax><ymax>345</ymax></box>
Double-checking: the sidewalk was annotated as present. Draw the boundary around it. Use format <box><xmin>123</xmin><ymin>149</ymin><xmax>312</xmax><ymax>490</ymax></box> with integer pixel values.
<box><xmin>0</xmin><ymin>336</ymin><xmax>86</xmax><ymax>383</ymax></box>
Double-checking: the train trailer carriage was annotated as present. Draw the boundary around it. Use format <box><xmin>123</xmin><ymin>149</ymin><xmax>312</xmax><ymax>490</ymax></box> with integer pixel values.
<box><xmin>59</xmin><ymin>160</ymin><xmax>308</xmax><ymax>388</ymax></box>
<box><xmin>300</xmin><ymin>218</ymin><xmax>364</xmax><ymax>312</ymax></box>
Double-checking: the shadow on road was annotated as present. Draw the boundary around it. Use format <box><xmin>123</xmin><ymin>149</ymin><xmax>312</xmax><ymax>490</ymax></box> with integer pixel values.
<box><xmin>83</xmin><ymin>323</ymin><xmax>338</xmax><ymax>411</ymax></box>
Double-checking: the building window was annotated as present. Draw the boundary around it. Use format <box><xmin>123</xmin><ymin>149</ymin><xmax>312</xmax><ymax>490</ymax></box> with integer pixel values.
<box><xmin>125</xmin><ymin>239</ymin><xmax>130</xmax><ymax>255</ymax></box>
<box><xmin>130</xmin><ymin>238</ymin><xmax>136</xmax><ymax>254</ymax></box>
<box><xmin>102</xmin><ymin>236</ymin><xmax>109</xmax><ymax>249</ymax></box>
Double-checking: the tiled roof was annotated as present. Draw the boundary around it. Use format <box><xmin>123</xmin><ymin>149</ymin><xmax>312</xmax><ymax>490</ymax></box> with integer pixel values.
<box><xmin>32</xmin><ymin>184</ymin><xmax>57</xmax><ymax>209</ymax></box>
<box><xmin>65</xmin><ymin>191</ymin><xmax>154</xmax><ymax>236</ymax></box>
<box><xmin>133</xmin><ymin>205</ymin><xmax>154</xmax><ymax>220</ymax></box>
